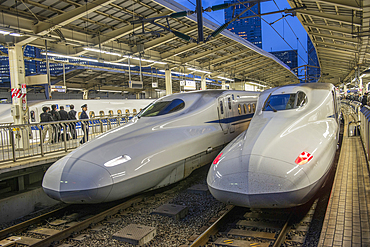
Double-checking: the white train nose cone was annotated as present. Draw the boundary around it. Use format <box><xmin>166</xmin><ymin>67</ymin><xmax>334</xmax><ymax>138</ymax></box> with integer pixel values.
<box><xmin>42</xmin><ymin>156</ymin><xmax>113</xmax><ymax>203</ymax></box>
<box><xmin>207</xmin><ymin>154</ymin><xmax>311</xmax><ymax>208</ymax></box>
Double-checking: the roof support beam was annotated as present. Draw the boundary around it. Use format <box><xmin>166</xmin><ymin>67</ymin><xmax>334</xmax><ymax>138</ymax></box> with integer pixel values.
<box><xmin>181</xmin><ymin>44</ymin><xmax>231</xmax><ymax>63</ymax></box>
<box><xmin>316</xmin><ymin>46</ymin><xmax>356</xmax><ymax>55</ymax></box>
<box><xmin>314</xmin><ymin>41</ymin><xmax>358</xmax><ymax>51</ymax></box>
<box><xmin>295</xmin><ymin>10</ymin><xmax>361</xmax><ymax>26</ymax></box>
<box><xmin>18</xmin><ymin>0</ymin><xmax>116</xmax><ymax>46</ymax></box>
<box><xmin>303</xmin><ymin>22</ymin><xmax>354</xmax><ymax>35</ymax></box>
<box><xmin>206</xmin><ymin>49</ymin><xmax>252</xmax><ymax>66</ymax></box>
<box><xmin>161</xmin><ymin>43</ymin><xmax>199</xmax><ymax>60</ymax></box>
<box><xmin>309</xmin><ymin>31</ymin><xmax>361</xmax><ymax>44</ymax></box>
<box><xmin>302</xmin><ymin>0</ymin><xmax>362</xmax><ymax>11</ymax></box>
<box><xmin>213</xmin><ymin>54</ymin><xmax>259</xmax><ymax>70</ymax></box>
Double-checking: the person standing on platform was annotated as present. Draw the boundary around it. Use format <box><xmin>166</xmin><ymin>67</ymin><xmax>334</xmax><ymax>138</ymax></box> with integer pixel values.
<box><xmin>40</xmin><ymin>106</ymin><xmax>54</xmax><ymax>144</ymax></box>
<box><xmin>59</xmin><ymin>106</ymin><xmax>69</xmax><ymax>120</ymax></box>
<box><xmin>68</xmin><ymin>105</ymin><xmax>77</xmax><ymax>139</ymax></box>
<box><xmin>362</xmin><ymin>92</ymin><xmax>368</xmax><ymax>107</ymax></box>
<box><xmin>59</xmin><ymin>106</ymin><xmax>70</xmax><ymax>141</ymax></box>
<box><xmin>50</xmin><ymin>104</ymin><xmax>61</xmax><ymax>143</ymax></box>
<box><xmin>80</xmin><ymin>104</ymin><xmax>89</xmax><ymax>144</ymax></box>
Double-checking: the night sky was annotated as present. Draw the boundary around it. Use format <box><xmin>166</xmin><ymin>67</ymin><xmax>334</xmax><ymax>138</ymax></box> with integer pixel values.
<box><xmin>175</xmin><ymin>0</ymin><xmax>308</xmax><ymax>67</ymax></box>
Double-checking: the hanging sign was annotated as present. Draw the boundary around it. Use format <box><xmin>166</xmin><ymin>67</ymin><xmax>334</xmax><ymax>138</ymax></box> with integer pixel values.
<box><xmin>21</xmin><ymin>84</ymin><xmax>26</xmax><ymax>94</ymax></box>
<box><xmin>152</xmin><ymin>82</ymin><xmax>158</xmax><ymax>88</ymax></box>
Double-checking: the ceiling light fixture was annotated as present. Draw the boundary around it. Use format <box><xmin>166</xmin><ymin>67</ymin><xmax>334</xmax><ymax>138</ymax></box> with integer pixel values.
<box><xmin>217</xmin><ymin>76</ymin><xmax>234</xmax><ymax>81</ymax></box>
<box><xmin>187</xmin><ymin>67</ymin><xmax>211</xmax><ymax>74</ymax></box>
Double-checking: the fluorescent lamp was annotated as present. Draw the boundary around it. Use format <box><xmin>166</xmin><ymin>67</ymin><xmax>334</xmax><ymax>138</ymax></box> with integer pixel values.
<box><xmin>98</xmin><ymin>89</ymin><xmax>123</xmax><ymax>93</ymax></box>
<box><xmin>187</xmin><ymin>67</ymin><xmax>211</xmax><ymax>74</ymax></box>
<box><xmin>217</xmin><ymin>76</ymin><xmax>234</xmax><ymax>81</ymax></box>
<box><xmin>41</xmin><ymin>52</ymin><xmax>98</xmax><ymax>62</ymax></box>
<box><xmin>246</xmin><ymin>81</ymin><xmax>268</xmax><ymax>87</ymax></box>
<box><xmin>159</xmin><ymin>70</ymin><xmax>187</xmax><ymax>75</ymax></box>
<box><xmin>68</xmin><ymin>88</ymin><xmax>83</xmax><ymax>91</ymax></box>
<box><xmin>83</xmin><ymin>47</ymin><xmax>121</xmax><ymax>56</ymax></box>
<box><xmin>0</xmin><ymin>30</ymin><xmax>10</xmax><ymax>35</ymax></box>
<box><xmin>104</xmin><ymin>61</ymin><xmax>135</xmax><ymax>67</ymax></box>
<box><xmin>194</xmin><ymin>78</ymin><xmax>213</xmax><ymax>82</ymax></box>
<box><xmin>9</xmin><ymin>33</ymin><xmax>22</xmax><ymax>37</ymax></box>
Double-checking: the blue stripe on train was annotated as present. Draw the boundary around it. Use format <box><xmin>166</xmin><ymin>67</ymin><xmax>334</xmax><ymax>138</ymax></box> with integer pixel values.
<box><xmin>205</xmin><ymin>113</ymin><xmax>254</xmax><ymax>124</ymax></box>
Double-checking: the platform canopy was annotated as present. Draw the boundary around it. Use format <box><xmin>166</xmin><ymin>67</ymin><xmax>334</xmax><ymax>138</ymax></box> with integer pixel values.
<box><xmin>288</xmin><ymin>0</ymin><xmax>368</xmax><ymax>86</ymax></box>
<box><xmin>0</xmin><ymin>0</ymin><xmax>299</xmax><ymax>91</ymax></box>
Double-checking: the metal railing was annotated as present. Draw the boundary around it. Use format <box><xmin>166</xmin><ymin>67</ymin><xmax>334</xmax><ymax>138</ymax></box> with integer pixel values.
<box><xmin>0</xmin><ymin>115</ymin><xmax>132</xmax><ymax>163</ymax></box>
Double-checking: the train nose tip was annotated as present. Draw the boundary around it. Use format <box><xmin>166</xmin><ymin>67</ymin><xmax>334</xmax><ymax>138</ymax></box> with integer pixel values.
<box><xmin>207</xmin><ymin>155</ymin><xmax>309</xmax><ymax>208</ymax></box>
<box><xmin>42</xmin><ymin>156</ymin><xmax>113</xmax><ymax>204</ymax></box>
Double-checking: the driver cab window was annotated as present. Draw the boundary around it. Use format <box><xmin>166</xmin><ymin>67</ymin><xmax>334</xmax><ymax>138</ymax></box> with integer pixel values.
<box><xmin>139</xmin><ymin>99</ymin><xmax>185</xmax><ymax>117</ymax></box>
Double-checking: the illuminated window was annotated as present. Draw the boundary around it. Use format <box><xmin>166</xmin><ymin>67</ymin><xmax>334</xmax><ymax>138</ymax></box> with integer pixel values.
<box><xmin>238</xmin><ymin>104</ymin><xmax>241</xmax><ymax>115</ymax></box>
<box><xmin>109</xmin><ymin>110</ymin><xmax>113</xmax><ymax>116</ymax></box>
<box><xmin>89</xmin><ymin>111</ymin><xmax>95</xmax><ymax>118</ymax></box>
<box><xmin>99</xmin><ymin>111</ymin><xmax>104</xmax><ymax>116</ymax></box>
<box><xmin>117</xmin><ymin>109</ymin><xmax>122</xmax><ymax>115</ymax></box>
<box><xmin>243</xmin><ymin>104</ymin><xmax>247</xmax><ymax>114</ymax></box>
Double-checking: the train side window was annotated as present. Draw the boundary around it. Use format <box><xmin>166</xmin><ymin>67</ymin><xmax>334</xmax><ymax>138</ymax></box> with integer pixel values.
<box><xmin>238</xmin><ymin>104</ymin><xmax>242</xmax><ymax>115</ymax></box>
<box><xmin>133</xmin><ymin>109</ymin><xmax>137</xmax><ymax>115</ymax></box>
<box><xmin>125</xmin><ymin>109</ymin><xmax>130</xmax><ymax>115</ymax></box>
<box><xmin>89</xmin><ymin>111</ymin><xmax>95</xmax><ymax>118</ymax></box>
<box><xmin>78</xmin><ymin>112</ymin><xmax>82</xmax><ymax>118</ymax></box>
<box><xmin>228</xmin><ymin>98</ymin><xmax>232</xmax><ymax>110</ymax></box>
<box><xmin>296</xmin><ymin>91</ymin><xmax>308</xmax><ymax>107</ymax></box>
<box><xmin>248</xmin><ymin>104</ymin><xmax>251</xmax><ymax>113</ymax></box>
<box><xmin>252</xmin><ymin>104</ymin><xmax>256</xmax><ymax>112</ymax></box>
<box><xmin>243</xmin><ymin>104</ymin><xmax>247</xmax><ymax>114</ymax></box>
<box><xmin>220</xmin><ymin>101</ymin><xmax>224</xmax><ymax>114</ymax></box>
<box><xmin>117</xmin><ymin>109</ymin><xmax>122</xmax><ymax>115</ymax></box>
<box><xmin>109</xmin><ymin>110</ymin><xmax>113</xmax><ymax>116</ymax></box>
<box><xmin>30</xmin><ymin>110</ymin><xmax>36</xmax><ymax>122</ymax></box>
<box><xmin>99</xmin><ymin>111</ymin><xmax>104</xmax><ymax>117</ymax></box>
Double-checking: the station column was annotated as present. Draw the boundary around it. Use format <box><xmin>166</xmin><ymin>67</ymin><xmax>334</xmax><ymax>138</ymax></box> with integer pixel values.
<box><xmin>201</xmin><ymin>74</ymin><xmax>207</xmax><ymax>90</ymax></box>
<box><xmin>221</xmin><ymin>81</ymin><xmax>226</xmax><ymax>89</ymax></box>
<box><xmin>8</xmin><ymin>45</ymin><xmax>27</xmax><ymax>125</ymax></box>
<box><xmin>359</xmin><ymin>77</ymin><xmax>363</xmax><ymax>96</ymax></box>
<box><xmin>165</xmin><ymin>68</ymin><xmax>172</xmax><ymax>95</ymax></box>
<box><xmin>8</xmin><ymin>44</ymin><xmax>29</xmax><ymax>150</ymax></box>
<box><xmin>344</xmin><ymin>84</ymin><xmax>347</xmax><ymax>97</ymax></box>
<box><xmin>83</xmin><ymin>90</ymin><xmax>89</xmax><ymax>99</ymax></box>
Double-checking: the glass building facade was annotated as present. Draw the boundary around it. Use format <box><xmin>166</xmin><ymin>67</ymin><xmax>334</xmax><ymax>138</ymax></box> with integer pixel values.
<box><xmin>307</xmin><ymin>36</ymin><xmax>320</xmax><ymax>83</ymax></box>
<box><xmin>270</xmin><ymin>50</ymin><xmax>298</xmax><ymax>70</ymax></box>
<box><xmin>224</xmin><ymin>0</ymin><xmax>262</xmax><ymax>48</ymax></box>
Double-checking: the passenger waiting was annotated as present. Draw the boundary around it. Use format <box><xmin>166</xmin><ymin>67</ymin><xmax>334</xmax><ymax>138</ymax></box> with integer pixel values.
<box><xmin>68</xmin><ymin>105</ymin><xmax>77</xmax><ymax>139</ymax></box>
<box><xmin>50</xmin><ymin>105</ymin><xmax>61</xmax><ymax>143</ymax></box>
<box><xmin>40</xmin><ymin>106</ymin><xmax>54</xmax><ymax>144</ymax></box>
<box><xmin>80</xmin><ymin>104</ymin><xmax>89</xmax><ymax>144</ymax></box>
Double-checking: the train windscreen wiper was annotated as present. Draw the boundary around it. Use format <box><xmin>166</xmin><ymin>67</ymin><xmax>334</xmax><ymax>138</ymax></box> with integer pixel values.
<box><xmin>267</xmin><ymin>101</ymin><xmax>277</xmax><ymax>112</ymax></box>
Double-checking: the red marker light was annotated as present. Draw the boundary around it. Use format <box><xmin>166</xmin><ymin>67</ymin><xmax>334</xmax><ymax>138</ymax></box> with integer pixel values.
<box><xmin>213</xmin><ymin>153</ymin><xmax>223</xmax><ymax>165</ymax></box>
<box><xmin>295</xmin><ymin>151</ymin><xmax>313</xmax><ymax>165</ymax></box>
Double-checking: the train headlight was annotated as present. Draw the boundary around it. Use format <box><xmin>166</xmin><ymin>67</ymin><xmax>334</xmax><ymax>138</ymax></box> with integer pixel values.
<box><xmin>295</xmin><ymin>152</ymin><xmax>313</xmax><ymax>165</ymax></box>
<box><xmin>213</xmin><ymin>153</ymin><xmax>223</xmax><ymax>165</ymax></box>
<box><xmin>104</xmin><ymin>155</ymin><xmax>131</xmax><ymax>167</ymax></box>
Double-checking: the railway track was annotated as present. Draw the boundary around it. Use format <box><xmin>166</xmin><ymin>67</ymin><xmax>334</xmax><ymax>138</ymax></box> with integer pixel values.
<box><xmin>190</xmin><ymin>199</ymin><xmax>318</xmax><ymax>247</ymax></box>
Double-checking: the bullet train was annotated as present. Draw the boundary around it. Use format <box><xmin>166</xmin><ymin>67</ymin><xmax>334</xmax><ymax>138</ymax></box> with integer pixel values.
<box><xmin>42</xmin><ymin>90</ymin><xmax>259</xmax><ymax>204</ymax></box>
<box><xmin>0</xmin><ymin>99</ymin><xmax>153</xmax><ymax>124</ymax></box>
<box><xmin>207</xmin><ymin>83</ymin><xmax>340</xmax><ymax>208</ymax></box>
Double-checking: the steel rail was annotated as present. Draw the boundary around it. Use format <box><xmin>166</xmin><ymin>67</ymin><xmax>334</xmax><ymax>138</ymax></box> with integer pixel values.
<box><xmin>30</xmin><ymin>195</ymin><xmax>144</xmax><ymax>247</ymax></box>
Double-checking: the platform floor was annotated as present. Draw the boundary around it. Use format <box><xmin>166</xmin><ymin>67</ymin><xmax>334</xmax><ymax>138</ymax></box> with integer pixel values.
<box><xmin>318</xmin><ymin>126</ymin><xmax>370</xmax><ymax>246</ymax></box>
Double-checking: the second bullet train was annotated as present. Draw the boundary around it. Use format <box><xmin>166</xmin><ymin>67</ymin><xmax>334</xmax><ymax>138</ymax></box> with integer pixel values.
<box><xmin>207</xmin><ymin>83</ymin><xmax>340</xmax><ymax>208</ymax></box>
<box><xmin>42</xmin><ymin>90</ymin><xmax>259</xmax><ymax>203</ymax></box>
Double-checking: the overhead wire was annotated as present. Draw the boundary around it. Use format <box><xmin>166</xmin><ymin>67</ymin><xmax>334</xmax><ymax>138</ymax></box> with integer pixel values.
<box><xmin>236</xmin><ymin>0</ymin><xmax>308</xmax><ymax>67</ymax></box>
<box><xmin>272</xmin><ymin>0</ymin><xmax>318</xmax><ymax>67</ymax></box>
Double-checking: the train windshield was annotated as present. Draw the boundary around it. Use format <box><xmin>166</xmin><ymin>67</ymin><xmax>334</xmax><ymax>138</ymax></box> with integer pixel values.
<box><xmin>263</xmin><ymin>94</ymin><xmax>296</xmax><ymax>111</ymax></box>
<box><xmin>139</xmin><ymin>99</ymin><xmax>185</xmax><ymax>117</ymax></box>
<box><xmin>263</xmin><ymin>91</ymin><xmax>307</xmax><ymax>112</ymax></box>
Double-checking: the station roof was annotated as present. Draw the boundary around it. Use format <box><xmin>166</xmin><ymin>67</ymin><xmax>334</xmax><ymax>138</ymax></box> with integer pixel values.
<box><xmin>0</xmin><ymin>0</ymin><xmax>299</xmax><ymax>92</ymax></box>
<box><xmin>288</xmin><ymin>0</ymin><xmax>367</xmax><ymax>86</ymax></box>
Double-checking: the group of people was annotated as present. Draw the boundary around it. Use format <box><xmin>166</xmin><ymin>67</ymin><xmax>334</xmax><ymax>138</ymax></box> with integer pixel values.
<box><xmin>40</xmin><ymin>104</ymin><xmax>89</xmax><ymax>145</ymax></box>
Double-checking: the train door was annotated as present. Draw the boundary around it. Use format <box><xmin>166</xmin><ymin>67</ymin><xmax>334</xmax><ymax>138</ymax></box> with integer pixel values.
<box><xmin>218</xmin><ymin>95</ymin><xmax>234</xmax><ymax>134</ymax></box>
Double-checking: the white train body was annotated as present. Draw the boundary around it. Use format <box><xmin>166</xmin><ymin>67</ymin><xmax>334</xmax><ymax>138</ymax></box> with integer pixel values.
<box><xmin>207</xmin><ymin>83</ymin><xmax>340</xmax><ymax>208</ymax></box>
<box><xmin>42</xmin><ymin>90</ymin><xmax>259</xmax><ymax>204</ymax></box>
<box><xmin>0</xmin><ymin>99</ymin><xmax>153</xmax><ymax>124</ymax></box>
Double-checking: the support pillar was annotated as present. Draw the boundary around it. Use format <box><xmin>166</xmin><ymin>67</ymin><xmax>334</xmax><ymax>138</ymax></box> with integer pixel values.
<box><xmin>165</xmin><ymin>68</ymin><xmax>172</xmax><ymax>95</ymax></box>
<box><xmin>344</xmin><ymin>84</ymin><xmax>347</xmax><ymax>97</ymax></box>
<box><xmin>359</xmin><ymin>77</ymin><xmax>363</xmax><ymax>96</ymax></box>
<box><xmin>83</xmin><ymin>90</ymin><xmax>89</xmax><ymax>99</ymax></box>
<box><xmin>221</xmin><ymin>81</ymin><xmax>226</xmax><ymax>89</ymax></box>
<box><xmin>8</xmin><ymin>44</ymin><xmax>29</xmax><ymax>150</ymax></box>
<box><xmin>201</xmin><ymin>74</ymin><xmax>207</xmax><ymax>90</ymax></box>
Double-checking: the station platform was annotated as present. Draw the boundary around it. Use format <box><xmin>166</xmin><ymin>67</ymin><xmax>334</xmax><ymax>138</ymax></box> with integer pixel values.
<box><xmin>318</xmin><ymin>120</ymin><xmax>370</xmax><ymax>246</ymax></box>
